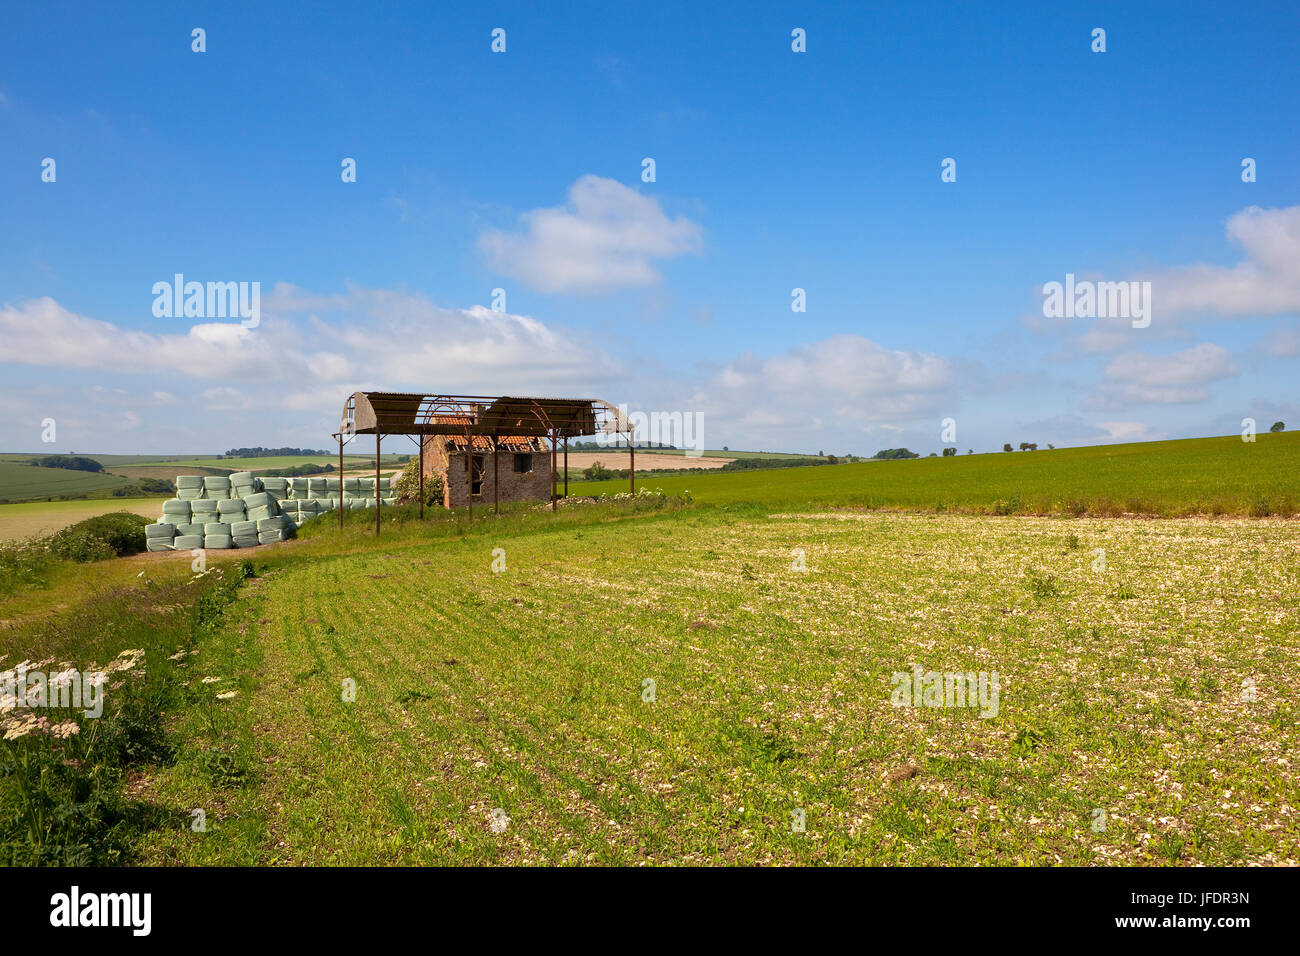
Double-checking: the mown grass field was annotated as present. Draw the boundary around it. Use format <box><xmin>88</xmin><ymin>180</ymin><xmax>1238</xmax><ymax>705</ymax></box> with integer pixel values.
<box><xmin>0</xmin><ymin>460</ymin><xmax>135</xmax><ymax>503</ymax></box>
<box><xmin>571</xmin><ymin>433</ymin><xmax>1300</xmax><ymax>516</ymax></box>
<box><xmin>3</xmin><ymin>432</ymin><xmax>1298</xmax><ymax>866</ymax></box>
<box><xmin>108</xmin><ymin>503</ymin><xmax>1295</xmax><ymax>866</ymax></box>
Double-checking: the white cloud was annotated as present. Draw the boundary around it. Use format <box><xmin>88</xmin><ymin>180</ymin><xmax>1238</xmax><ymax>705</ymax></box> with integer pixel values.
<box><xmin>1105</xmin><ymin>343</ymin><xmax>1236</xmax><ymax>387</ymax></box>
<box><xmin>1088</xmin><ymin>342</ymin><xmax>1236</xmax><ymax>407</ymax></box>
<box><xmin>0</xmin><ymin>291</ymin><xmax>616</xmax><ymax>394</ymax></box>
<box><xmin>1151</xmin><ymin>205</ymin><xmax>1300</xmax><ymax>316</ymax></box>
<box><xmin>1096</xmin><ymin>421</ymin><xmax>1164</xmax><ymax>442</ymax></box>
<box><xmin>478</xmin><ymin>175</ymin><xmax>703</xmax><ymax>293</ymax></box>
<box><xmin>691</xmin><ymin>334</ymin><xmax>956</xmax><ymax>446</ymax></box>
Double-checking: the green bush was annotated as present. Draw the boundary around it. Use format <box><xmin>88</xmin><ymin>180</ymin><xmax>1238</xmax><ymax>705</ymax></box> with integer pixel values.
<box><xmin>28</xmin><ymin>455</ymin><xmax>103</xmax><ymax>472</ymax></box>
<box><xmin>47</xmin><ymin>513</ymin><xmax>149</xmax><ymax>562</ymax></box>
<box><xmin>392</xmin><ymin>457</ymin><xmax>444</xmax><ymax>507</ymax></box>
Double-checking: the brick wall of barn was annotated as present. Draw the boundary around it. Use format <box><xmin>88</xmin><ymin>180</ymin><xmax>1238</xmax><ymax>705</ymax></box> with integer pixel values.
<box><xmin>421</xmin><ymin>436</ymin><xmax>553</xmax><ymax>507</ymax></box>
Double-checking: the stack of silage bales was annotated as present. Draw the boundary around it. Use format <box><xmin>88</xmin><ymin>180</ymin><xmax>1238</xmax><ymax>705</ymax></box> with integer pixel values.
<box><xmin>143</xmin><ymin>466</ymin><xmax>399</xmax><ymax>550</ymax></box>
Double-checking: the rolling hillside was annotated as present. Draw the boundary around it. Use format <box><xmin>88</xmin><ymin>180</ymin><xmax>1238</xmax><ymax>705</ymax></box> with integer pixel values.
<box><xmin>570</xmin><ymin>432</ymin><xmax>1300</xmax><ymax>516</ymax></box>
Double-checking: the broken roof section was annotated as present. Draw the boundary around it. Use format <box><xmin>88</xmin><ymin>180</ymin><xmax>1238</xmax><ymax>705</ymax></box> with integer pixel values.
<box><xmin>340</xmin><ymin>391</ymin><xmax>627</xmax><ymax>440</ymax></box>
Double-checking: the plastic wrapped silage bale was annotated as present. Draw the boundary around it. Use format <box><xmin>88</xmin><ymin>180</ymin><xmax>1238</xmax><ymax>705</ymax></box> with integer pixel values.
<box><xmin>176</xmin><ymin>523</ymin><xmax>205</xmax><ymax>537</ymax></box>
<box><xmin>217</xmin><ymin>499</ymin><xmax>245</xmax><ymax>524</ymax></box>
<box><xmin>261</xmin><ymin>477</ymin><xmax>289</xmax><ymax>501</ymax></box>
<box><xmin>145</xmin><ymin>522</ymin><xmax>175</xmax><ymax>551</ymax></box>
<box><xmin>174</xmin><ymin>534</ymin><xmax>203</xmax><ymax>550</ymax></box>
<box><xmin>191</xmin><ymin>498</ymin><xmax>219</xmax><ymax>515</ymax></box>
<box><xmin>257</xmin><ymin>515</ymin><xmax>288</xmax><ymax>532</ymax></box>
<box><xmin>289</xmin><ymin>477</ymin><xmax>309</xmax><ymax>498</ymax></box>
<box><xmin>203</xmin><ymin>476</ymin><xmax>231</xmax><ymax>499</ymax></box>
<box><xmin>203</xmin><ymin>522</ymin><xmax>226</xmax><ymax>538</ymax></box>
<box><xmin>325</xmin><ymin>477</ymin><xmax>341</xmax><ymax>492</ymax></box>
<box><xmin>229</xmin><ymin>471</ymin><xmax>257</xmax><ymax>498</ymax></box>
<box><xmin>204</xmin><ymin>532</ymin><xmax>232</xmax><ymax>549</ymax></box>
<box><xmin>161</xmin><ymin>501</ymin><xmax>190</xmax><ymax>528</ymax></box>
<box><xmin>307</xmin><ymin>477</ymin><xmax>327</xmax><ymax>497</ymax></box>
<box><xmin>343</xmin><ymin>477</ymin><xmax>361</xmax><ymax>493</ymax></box>
<box><xmin>176</xmin><ymin>476</ymin><xmax>205</xmax><ymax>500</ymax></box>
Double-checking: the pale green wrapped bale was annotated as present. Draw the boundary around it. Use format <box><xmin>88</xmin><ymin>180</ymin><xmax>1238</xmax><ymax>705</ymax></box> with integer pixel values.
<box><xmin>232</xmin><ymin>535</ymin><xmax>259</xmax><ymax>549</ymax></box>
<box><xmin>176</xmin><ymin>523</ymin><xmax>205</xmax><ymax>536</ymax></box>
<box><xmin>216</xmin><ymin>498</ymin><xmax>245</xmax><ymax>515</ymax></box>
<box><xmin>204</xmin><ymin>534</ymin><xmax>232</xmax><ymax>550</ymax></box>
<box><xmin>146</xmin><ymin>522</ymin><xmax>176</xmax><ymax>538</ymax></box>
<box><xmin>243</xmin><ymin>491</ymin><xmax>275</xmax><ymax>511</ymax></box>
<box><xmin>307</xmin><ymin>478</ymin><xmax>326</xmax><ymax>495</ymax></box>
<box><xmin>256</xmin><ymin>515</ymin><xmax>289</xmax><ymax>532</ymax></box>
<box><xmin>174</xmin><ymin>534</ymin><xmax>204</xmax><ymax>550</ymax></box>
<box><xmin>325</xmin><ymin>477</ymin><xmax>341</xmax><ymax>491</ymax></box>
<box><xmin>231</xmin><ymin>520</ymin><xmax>257</xmax><ymax>538</ymax></box>
<box><xmin>258</xmin><ymin>529</ymin><xmax>285</xmax><ymax>544</ymax></box>
<box><xmin>176</xmin><ymin>476</ymin><xmax>205</xmax><ymax>489</ymax></box>
<box><xmin>146</xmin><ymin>538</ymin><xmax>174</xmax><ymax>552</ymax></box>
<box><xmin>343</xmin><ymin>478</ymin><xmax>360</xmax><ymax>493</ymax></box>
<box><xmin>203</xmin><ymin>476</ymin><xmax>231</xmax><ymax>498</ymax></box>
<box><xmin>204</xmin><ymin>522</ymin><xmax>226</xmax><ymax>536</ymax></box>
<box><xmin>279</xmin><ymin>499</ymin><xmax>300</xmax><ymax>513</ymax></box>
<box><xmin>228</xmin><ymin>471</ymin><xmax>254</xmax><ymax>484</ymax></box>
<box><xmin>191</xmin><ymin>499</ymin><xmax>219</xmax><ymax>516</ymax></box>
<box><xmin>261</xmin><ymin>477</ymin><xmax>289</xmax><ymax>500</ymax></box>
<box><xmin>177</xmin><ymin>487</ymin><xmax>203</xmax><ymax>500</ymax></box>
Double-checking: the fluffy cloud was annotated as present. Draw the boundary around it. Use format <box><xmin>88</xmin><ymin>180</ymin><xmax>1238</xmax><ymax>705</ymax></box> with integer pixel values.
<box><xmin>1152</xmin><ymin>205</ymin><xmax>1300</xmax><ymax>316</ymax></box>
<box><xmin>478</xmin><ymin>175</ymin><xmax>703</xmax><ymax>293</ymax></box>
<box><xmin>0</xmin><ymin>290</ymin><xmax>615</xmax><ymax>395</ymax></box>
<box><xmin>691</xmin><ymin>334</ymin><xmax>956</xmax><ymax>445</ymax></box>
<box><xmin>1088</xmin><ymin>342</ymin><xmax>1236</xmax><ymax>407</ymax></box>
<box><xmin>0</xmin><ymin>292</ymin><xmax>964</xmax><ymax>453</ymax></box>
<box><xmin>1034</xmin><ymin>204</ymin><xmax>1300</xmax><ymax>357</ymax></box>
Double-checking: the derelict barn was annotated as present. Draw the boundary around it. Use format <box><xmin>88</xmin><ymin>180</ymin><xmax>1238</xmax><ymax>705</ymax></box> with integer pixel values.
<box><xmin>336</xmin><ymin>391</ymin><xmax>636</xmax><ymax>530</ymax></box>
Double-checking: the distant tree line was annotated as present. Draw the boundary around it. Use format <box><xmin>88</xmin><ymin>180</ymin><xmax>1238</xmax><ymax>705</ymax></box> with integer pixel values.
<box><xmin>221</xmin><ymin>447</ymin><xmax>333</xmax><ymax>458</ymax></box>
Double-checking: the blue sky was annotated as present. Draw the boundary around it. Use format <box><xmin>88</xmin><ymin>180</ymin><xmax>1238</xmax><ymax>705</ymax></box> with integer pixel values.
<box><xmin>2</xmin><ymin>0</ymin><xmax>1298</xmax><ymax>455</ymax></box>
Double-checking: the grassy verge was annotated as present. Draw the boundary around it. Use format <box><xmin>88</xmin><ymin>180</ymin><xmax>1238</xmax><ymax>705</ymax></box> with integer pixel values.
<box><xmin>0</xmin><ymin>558</ymin><xmax>255</xmax><ymax>863</ymax></box>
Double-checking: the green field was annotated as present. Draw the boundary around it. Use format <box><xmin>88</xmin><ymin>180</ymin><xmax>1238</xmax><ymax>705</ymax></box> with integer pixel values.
<box><xmin>2</xmin><ymin>433</ymin><xmax>1297</xmax><ymax>866</ymax></box>
<box><xmin>0</xmin><ymin>498</ymin><xmax>161</xmax><ymax>542</ymax></box>
<box><xmin>0</xmin><ymin>460</ymin><xmax>135</xmax><ymax>503</ymax></box>
<box><xmin>572</xmin><ymin>433</ymin><xmax>1300</xmax><ymax>516</ymax></box>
